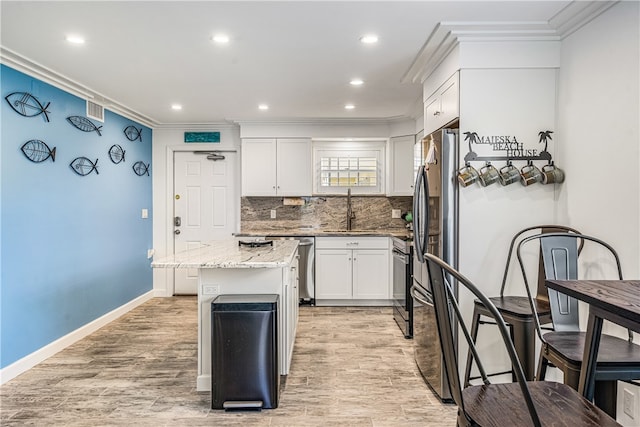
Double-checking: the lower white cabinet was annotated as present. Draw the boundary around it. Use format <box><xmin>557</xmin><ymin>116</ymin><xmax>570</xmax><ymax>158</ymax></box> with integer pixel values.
<box><xmin>315</xmin><ymin>237</ymin><xmax>390</xmax><ymax>302</ymax></box>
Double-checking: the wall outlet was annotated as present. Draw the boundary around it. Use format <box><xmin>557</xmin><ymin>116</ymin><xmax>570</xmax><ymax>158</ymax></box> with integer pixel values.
<box><xmin>147</xmin><ymin>249</ymin><xmax>155</xmax><ymax>259</ymax></box>
<box><xmin>203</xmin><ymin>285</ymin><xmax>220</xmax><ymax>295</ymax></box>
<box><xmin>392</xmin><ymin>209</ymin><xmax>401</xmax><ymax>219</ymax></box>
<box><xmin>270</xmin><ymin>209</ymin><xmax>277</xmax><ymax>219</ymax></box>
<box><xmin>141</xmin><ymin>208</ymin><xmax>148</xmax><ymax>219</ymax></box>
<box><xmin>624</xmin><ymin>389</ymin><xmax>635</xmax><ymax>418</ymax></box>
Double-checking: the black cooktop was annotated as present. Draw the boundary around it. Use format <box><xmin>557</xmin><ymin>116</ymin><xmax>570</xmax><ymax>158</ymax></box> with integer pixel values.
<box><xmin>238</xmin><ymin>240</ymin><xmax>273</xmax><ymax>248</ymax></box>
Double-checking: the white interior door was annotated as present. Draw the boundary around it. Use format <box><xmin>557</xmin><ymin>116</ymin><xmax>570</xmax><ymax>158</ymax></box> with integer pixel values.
<box><xmin>174</xmin><ymin>151</ymin><xmax>237</xmax><ymax>294</ymax></box>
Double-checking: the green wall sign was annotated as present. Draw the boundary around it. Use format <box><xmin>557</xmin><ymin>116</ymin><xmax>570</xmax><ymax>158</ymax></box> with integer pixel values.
<box><xmin>184</xmin><ymin>132</ymin><xmax>220</xmax><ymax>143</ymax></box>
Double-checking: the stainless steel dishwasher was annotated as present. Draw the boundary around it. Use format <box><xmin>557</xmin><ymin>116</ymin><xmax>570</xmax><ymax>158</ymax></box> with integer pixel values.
<box><xmin>266</xmin><ymin>236</ymin><xmax>315</xmax><ymax>305</ymax></box>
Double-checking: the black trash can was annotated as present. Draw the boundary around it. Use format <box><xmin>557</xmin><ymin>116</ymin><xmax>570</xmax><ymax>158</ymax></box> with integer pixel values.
<box><xmin>211</xmin><ymin>294</ymin><xmax>279</xmax><ymax>410</ymax></box>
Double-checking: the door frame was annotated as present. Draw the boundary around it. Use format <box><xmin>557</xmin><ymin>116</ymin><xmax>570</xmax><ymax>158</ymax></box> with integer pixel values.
<box><xmin>162</xmin><ymin>145</ymin><xmax>241</xmax><ymax>296</ymax></box>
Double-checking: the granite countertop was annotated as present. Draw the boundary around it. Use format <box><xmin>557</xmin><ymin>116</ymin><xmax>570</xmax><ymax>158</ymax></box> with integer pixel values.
<box><xmin>236</xmin><ymin>228</ymin><xmax>412</xmax><ymax>239</ymax></box>
<box><xmin>151</xmin><ymin>238</ymin><xmax>299</xmax><ymax>269</ymax></box>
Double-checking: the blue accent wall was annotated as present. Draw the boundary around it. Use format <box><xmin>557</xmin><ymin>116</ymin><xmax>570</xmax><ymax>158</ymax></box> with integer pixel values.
<box><xmin>0</xmin><ymin>65</ymin><xmax>153</xmax><ymax>369</ymax></box>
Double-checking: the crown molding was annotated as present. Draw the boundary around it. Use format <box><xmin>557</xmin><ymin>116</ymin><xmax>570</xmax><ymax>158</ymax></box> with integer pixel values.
<box><xmin>1</xmin><ymin>46</ymin><xmax>159</xmax><ymax>128</ymax></box>
<box><xmin>232</xmin><ymin>116</ymin><xmax>410</xmax><ymax>127</ymax></box>
<box><xmin>402</xmin><ymin>1</ymin><xmax>619</xmax><ymax>85</ymax></box>
<box><xmin>153</xmin><ymin>121</ymin><xmax>239</xmax><ymax>130</ymax></box>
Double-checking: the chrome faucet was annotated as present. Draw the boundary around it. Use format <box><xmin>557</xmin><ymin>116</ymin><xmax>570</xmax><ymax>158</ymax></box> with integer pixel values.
<box><xmin>346</xmin><ymin>188</ymin><xmax>356</xmax><ymax>230</ymax></box>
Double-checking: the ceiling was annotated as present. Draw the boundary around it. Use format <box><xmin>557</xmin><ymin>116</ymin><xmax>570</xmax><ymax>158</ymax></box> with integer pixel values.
<box><xmin>0</xmin><ymin>1</ymin><xmax>574</xmax><ymax>126</ymax></box>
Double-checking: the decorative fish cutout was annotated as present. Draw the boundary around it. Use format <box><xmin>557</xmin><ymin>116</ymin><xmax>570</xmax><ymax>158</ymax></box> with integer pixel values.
<box><xmin>67</xmin><ymin>116</ymin><xmax>103</xmax><ymax>136</ymax></box>
<box><xmin>21</xmin><ymin>140</ymin><xmax>56</xmax><ymax>163</ymax></box>
<box><xmin>108</xmin><ymin>144</ymin><xmax>126</xmax><ymax>164</ymax></box>
<box><xmin>132</xmin><ymin>161</ymin><xmax>149</xmax><ymax>176</ymax></box>
<box><xmin>5</xmin><ymin>92</ymin><xmax>51</xmax><ymax>122</ymax></box>
<box><xmin>70</xmin><ymin>157</ymin><xmax>99</xmax><ymax>176</ymax></box>
<box><xmin>124</xmin><ymin>125</ymin><xmax>142</xmax><ymax>142</ymax></box>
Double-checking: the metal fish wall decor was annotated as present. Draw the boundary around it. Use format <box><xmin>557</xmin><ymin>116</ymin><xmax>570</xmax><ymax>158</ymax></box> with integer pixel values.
<box><xmin>108</xmin><ymin>144</ymin><xmax>126</xmax><ymax>164</ymax></box>
<box><xmin>123</xmin><ymin>125</ymin><xmax>142</xmax><ymax>142</ymax></box>
<box><xmin>132</xmin><ymin>161</ymin><xmax>150</xmax><ymax>176</ymax></box>
<box><xmin>5</xmin><ymin>92</ymin><xmax>51</xmax><ymax>122</ymax></box>
<box><xmin>67</xmin><ymin>116</ymin><xmax>103</xmax><ymax>136</ymax></box>
<box><xmin>21</xmin><ymin>140</ymin><xmax>57</xmax><ymax>163</ymax></box>
<box><xmin>70</xmin><ymin>157</ymin><xmax>99</xmax><ymax>176</ymax></box>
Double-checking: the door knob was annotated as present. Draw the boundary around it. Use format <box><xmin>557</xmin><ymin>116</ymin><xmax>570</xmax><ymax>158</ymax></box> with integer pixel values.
<box><xmin>174</xmin><ymin>229</ymin><xmax>181</xmax><ymax>235</ymax></box>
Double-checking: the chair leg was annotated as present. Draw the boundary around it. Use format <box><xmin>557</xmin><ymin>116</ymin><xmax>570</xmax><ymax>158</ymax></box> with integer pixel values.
<box><xmin>464</xmin><ymin>307</ymin><xmax>482</xmax><ymax>387</ymax></box>
<box><xmin>536</xmin><ymin>349</ymin><xmax>549</xmax><ymax>381</ymax></box>
<box><xmin>594</xmin><ymin>380</ymin><xmax>617</xmax><ymax>419</ymax></box>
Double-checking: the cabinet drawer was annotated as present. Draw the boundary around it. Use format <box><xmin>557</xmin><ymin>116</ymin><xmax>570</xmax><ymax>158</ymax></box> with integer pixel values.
<box><xmin>316</xmin><ymin>236</ymin><xmax>389</xmax><ymax>250</ymax></box>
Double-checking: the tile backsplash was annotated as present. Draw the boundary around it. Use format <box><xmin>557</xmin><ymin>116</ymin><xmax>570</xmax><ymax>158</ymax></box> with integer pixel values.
<box><xmin>241</xmin><ymin>196</ymin><xmax>413</xmax><ymax>232</ymax></box>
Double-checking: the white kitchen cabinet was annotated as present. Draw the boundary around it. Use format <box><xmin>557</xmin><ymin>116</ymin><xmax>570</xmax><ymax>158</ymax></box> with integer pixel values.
<box><xmin>241</xmin><ymin>138</ymin><xmax>312</xmax><ymax>196</ymax></box>
<box><xmin>315</xmin><ymin>237</ymin><xmax>390</xmax><ymax>304</ymax></box>
<box><xmin>387</xmin><ymin>135</ymin><xmax>415</xmax><ymax>196</ymax></box>
<box><xmin>424</xmin><ymin>72</ymin><xmax>459</xmax><ymax>136</ymax></box>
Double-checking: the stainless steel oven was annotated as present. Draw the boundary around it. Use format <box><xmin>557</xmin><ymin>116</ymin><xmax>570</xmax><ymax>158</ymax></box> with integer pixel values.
<box><xmin>392</xmin><ymin>236</ymin><xmax>413</xmax><ymax>338</ymax></box>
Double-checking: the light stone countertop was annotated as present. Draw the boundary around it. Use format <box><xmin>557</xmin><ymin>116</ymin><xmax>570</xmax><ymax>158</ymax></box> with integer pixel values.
<box><xmin>151</xmin><ymin>238</ymin><xmax>299</xmax><ymax>269</ymax></box>
<box><xmin>236</xmin><ymin>228</ymin><xmax>412</xmax><ymax>239</ymax></box>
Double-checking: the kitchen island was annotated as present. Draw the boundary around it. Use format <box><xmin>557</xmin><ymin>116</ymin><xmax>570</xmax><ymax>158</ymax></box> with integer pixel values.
<box><xmin>152</xmin><ymin>238</ymin><xmax>299</xmax><ymax>391</ymax></box>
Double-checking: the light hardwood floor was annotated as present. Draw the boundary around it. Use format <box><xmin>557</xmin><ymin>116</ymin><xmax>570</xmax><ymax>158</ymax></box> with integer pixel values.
<box><xmin>0</xmin><ymin>297</ymin><xmax>457</xmax><ymax>426</ymax></box>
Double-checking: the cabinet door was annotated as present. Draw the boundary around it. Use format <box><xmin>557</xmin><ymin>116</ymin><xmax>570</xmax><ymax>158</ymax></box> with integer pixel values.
<box><xmin>352</xmin><ymin>249</ymin><xmax>389</xmax><ymax>299</ymax></box>
<box><xmin>388</xmin><ymin>135</ymin><xmax>415</xmax><ymax>196</ymax></box>
<box><xmin>241</xmin><ymin>139</ymin><xmax>277</xmax><ymax>196</ymax></box>
<box><xmin>276</xmin><ymin>138</ymin><xmax>312</xmax><ymax>196</ymax></box>
<box><xmin>424</xmin><ymin>95</ymin><xmax>441</xmax><ymax>136</ymax></box>
<box><xmin>315</xmin><ymin>249</ymin><xmax>352</xmax><ymax>299</ymax></box>
<box><xmin>439</xmin><ymin>73</ymin><xmax>459</xmax><ymax>127</ymax></box>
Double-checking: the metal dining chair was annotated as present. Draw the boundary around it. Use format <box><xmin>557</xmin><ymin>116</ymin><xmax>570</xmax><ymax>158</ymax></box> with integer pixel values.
<box><xmin>464</xmin><ymin>225</ymin><xmax>582</xmax><ymax>386</ymax></box>
<box><xmin>517</xmin><ymin>232</ymin><xmax>640</xmax><ymax>418</ymax></box>
<box><xmin>422</xmin><ymin>253</ymin><xmax>619</xmax><ymax>427</ymax></box>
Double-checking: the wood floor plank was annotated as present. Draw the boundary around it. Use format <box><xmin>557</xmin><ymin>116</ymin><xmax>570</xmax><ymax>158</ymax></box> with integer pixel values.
<box><xmin>1</xmin><ymin>297</ymin><xmax>457</xmax><ymax>426</ymax></box>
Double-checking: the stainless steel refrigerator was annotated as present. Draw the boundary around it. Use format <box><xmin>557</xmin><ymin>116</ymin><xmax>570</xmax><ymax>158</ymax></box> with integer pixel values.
<box><xmin>411</xmin><ymin>128</ymin><xmax>459</xmax><ymax>402</ymax></box>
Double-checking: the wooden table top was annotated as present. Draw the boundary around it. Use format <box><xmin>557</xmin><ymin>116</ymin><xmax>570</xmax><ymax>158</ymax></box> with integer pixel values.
<box><xmin>545</xmin><ymin>279</ymin><xmax>640</xmax><ymax>328</ymax></box>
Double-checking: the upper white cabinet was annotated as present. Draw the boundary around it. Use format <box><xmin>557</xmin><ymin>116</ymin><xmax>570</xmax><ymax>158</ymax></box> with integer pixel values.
<box><xmin>387</xmin><ymin>135</ymin><xmax>415</xmax><ymax>196</ymax></box>
<box><xmin>242</xmin><ymin>138</ymin><xmax>312</xmax><ymax>196</ymax></box>
<box><xmin>424</xmin><ymin>72</ymin><xmax>459</xmax><ymax>136</ymax></box>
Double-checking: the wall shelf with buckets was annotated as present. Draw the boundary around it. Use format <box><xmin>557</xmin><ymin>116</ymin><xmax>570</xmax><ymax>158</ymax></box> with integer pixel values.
<box><xmin>457</xmin><ymin>130</ymin><xmax>565</xmax><ymax>188</ymax></box>
<box><xmin>457</xmin><ymin>160</ymin><xmax>565</xmax><ymax>188</ymax></box>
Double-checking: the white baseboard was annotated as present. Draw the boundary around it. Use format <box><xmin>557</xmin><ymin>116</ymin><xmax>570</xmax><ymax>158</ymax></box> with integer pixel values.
<box><xmin>197</xmin><ymin>374</ymin><xmax>211</xmax><ymax>392</ymax></box>
<box><xmin>0</xmin><ymin>290</ymin><xmax>155</xmax><ymax>385</ymax></box>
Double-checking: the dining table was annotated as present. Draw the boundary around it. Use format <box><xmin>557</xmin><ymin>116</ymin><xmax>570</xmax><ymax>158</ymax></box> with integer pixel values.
<box><xmin>545</xmin><ymin>279</ymin><xmax>640</xmax><ymax>402</ymax></box>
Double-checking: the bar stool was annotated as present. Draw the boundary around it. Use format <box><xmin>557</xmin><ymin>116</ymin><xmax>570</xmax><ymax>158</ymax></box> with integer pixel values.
<box><xmin>463</xmin><ymin>225</ymin><xmax>582</xmax><ymax>385</ymax></box>
<box><xmin>519</xmin><ymin>232</ymin><xmax>640</xmax><ymax>418</ymax></box>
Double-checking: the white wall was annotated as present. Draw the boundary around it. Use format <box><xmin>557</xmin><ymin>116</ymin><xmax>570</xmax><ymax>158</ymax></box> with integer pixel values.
<box><xmin>151</xmin><ymin>125</ymin><xmax>241</xmax><ymax>296</ymax></box>
<box><xmin>557</xmin><ymin>1</ymin><xmax>640</xmax><ymax>281</ymax></box>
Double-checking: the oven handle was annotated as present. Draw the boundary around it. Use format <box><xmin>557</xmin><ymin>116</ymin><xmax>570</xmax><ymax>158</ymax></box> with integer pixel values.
<box><xmin>410</xmin><ymin>285</ymin><xmax>434</xmax><ymax>307</ymax></box>
<box><xmin>392</xmin><ymin>248</ymin><xmax>409</xmax><ymax>264</ymax></box>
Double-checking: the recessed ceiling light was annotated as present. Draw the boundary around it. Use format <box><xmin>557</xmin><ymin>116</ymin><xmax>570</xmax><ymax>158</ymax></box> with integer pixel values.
<box><xmin>65</xmin><ymin>35</ymin><xmax>85</xmax><ymax>45</ymax></box>
<box><xmin>171</xmin><ymin>104</ymin><xmax>182</xmax><ymax>111</ymax></box>
<box><xmin>345</xmin><ymin>104</ymin><xmax>355</xmax><ymax>110</ymax></box>
<box><xmin>211</xmin><ymin>34</ymin><xmax>230</xmax><ymax>44</ymax></box>
<box><xmin>350</xmin><ymin>78</ymin><xmax>364</xmax><ymax>86</ymax></box>
<box><xmin>258</xmin><ymin>104</ymin><xmax>269</xmax><ymax>110</ymax></box>
<box><xmin>359</xmin><ymin>34</ymin><xmax>378</xmax><ymax>44</ymax></box>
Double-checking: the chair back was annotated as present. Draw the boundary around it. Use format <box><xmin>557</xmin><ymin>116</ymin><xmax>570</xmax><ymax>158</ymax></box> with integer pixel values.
<box><xmin>423</xmin><ymin>253</ymin><xmax>541</xmax><ymax>426</ymax></box>
<box><xmin>518</xmin><ymin>233</ymin><xmax>624</xmax><ymax>337</ymax></box>
<box><xmin>500</xmin><ymin>225</ymin><xmax>582</xmax><ymax>303</ymax></box>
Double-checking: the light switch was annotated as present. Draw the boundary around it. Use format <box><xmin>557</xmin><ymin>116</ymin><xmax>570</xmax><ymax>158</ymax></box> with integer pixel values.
<box><xmin>141</xmin><ymin>209</ymin><xmax>149</xmax><ymax>219</ymax></box>
<box><xmin>392</xmin><ymin>209</ymin><xmax>401</xmax><ymax>219</ymax></box>
<box><xmin>270</xmin><ymin>209</ymin><xmax>277</xmax><ymax>219</ymax></box>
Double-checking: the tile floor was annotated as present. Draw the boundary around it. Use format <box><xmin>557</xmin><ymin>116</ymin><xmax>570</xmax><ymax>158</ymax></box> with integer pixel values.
<box><xmin>0</xmin><ymin>297</ymin><xmax>457</xmax><ymax>426</ymax></box>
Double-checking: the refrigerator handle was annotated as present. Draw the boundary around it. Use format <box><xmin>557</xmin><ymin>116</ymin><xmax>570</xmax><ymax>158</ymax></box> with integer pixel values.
<box><xmin>413</xmin><ymin>165</ymin><xmax>430</xmax><ymax>263</ymax></box>
<box><xmin>410</xmin><ymin>285</ymin><xmax>434</xmax><ymax>307</ymax></box>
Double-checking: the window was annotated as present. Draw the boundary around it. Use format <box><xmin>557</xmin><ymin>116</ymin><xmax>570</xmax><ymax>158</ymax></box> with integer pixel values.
<box><xmin>313</xmin><ymin>141</ymin><xmax>385</xmax><ymax>194</ymax></box>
